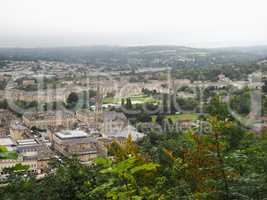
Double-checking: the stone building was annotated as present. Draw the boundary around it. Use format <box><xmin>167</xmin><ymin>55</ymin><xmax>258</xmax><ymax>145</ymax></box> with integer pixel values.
<box><xmin>0</xmin><ymin>137</ymin><xmax>52</xmax><ymax>175</ymax></box>
<box><xmin>50</xmin><ymin>130</ymin><xmax>102</xmax><ymax>163</ymax></box>
<box><xmin>23</xmin><ymin>111</ymin><xmax>76</xmax><ymax>130</ymax></box>
<box><xmin>76</xmin><ymin>110</ymin><xmax>128</xmax><ymax>131</ymax></box>
<box><xmin>9</xmin><ymin>121</ymin><xmax>29</xmax><ymax>140</ymax></box>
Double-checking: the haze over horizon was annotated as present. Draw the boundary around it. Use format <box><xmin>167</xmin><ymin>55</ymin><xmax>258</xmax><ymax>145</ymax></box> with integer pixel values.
<box><xmin>1</xmin><ymin>0</ymin><xmax>267</xmax><ymax>48</ymax></box>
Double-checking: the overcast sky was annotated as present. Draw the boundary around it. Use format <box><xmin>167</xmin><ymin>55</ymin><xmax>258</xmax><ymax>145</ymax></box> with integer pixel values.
<box><xmin>0</xmin><ymin>0</ymin><xmax>267</xmax><ymax>48</ymax></box>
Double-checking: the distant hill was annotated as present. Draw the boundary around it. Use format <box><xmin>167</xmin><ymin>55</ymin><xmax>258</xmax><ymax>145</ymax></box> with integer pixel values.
<box><xmin>0</xmin><ymin>45</ymin><xmax>267</xmax><ymax>68</ymax></box>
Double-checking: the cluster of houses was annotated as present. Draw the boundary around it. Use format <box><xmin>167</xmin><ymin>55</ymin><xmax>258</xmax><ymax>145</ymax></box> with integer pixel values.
<box><xmin>1</xmin><ymin>59</ymin><xmax>266</xmax><ymax>181</ymax></box>
<box><xmin>0</xmin><ymin>109</ymin><xmax>143</xmax><ymax>178</ymax></box>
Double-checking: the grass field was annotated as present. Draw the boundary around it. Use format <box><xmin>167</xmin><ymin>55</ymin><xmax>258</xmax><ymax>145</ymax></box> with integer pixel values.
<box><xmin>152</xmin><ymin>113</ymin><xmax>199</xmax><ymax>123</ymax></box>
<box><xmin>0</xmin><ymin>146</ymin><xmax>18</xmax><ymax>160</ymax></box>
<box><xmin>102</xmin><ymin>95</ymin><xmax>158</xmax><ymax>105</ymax></box>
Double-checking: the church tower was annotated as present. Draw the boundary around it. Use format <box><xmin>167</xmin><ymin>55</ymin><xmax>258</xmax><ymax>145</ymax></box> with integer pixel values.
<box><xmin>95</xmin><ymin>81</ymin><xmax>102</xmax><ymax>113</ymax></box>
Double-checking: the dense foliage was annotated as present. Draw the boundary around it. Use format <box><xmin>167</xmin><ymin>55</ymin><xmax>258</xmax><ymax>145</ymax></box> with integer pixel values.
<box><xmin>1</xmin><ymin>118</ymin><xmax>267</xmax><ymax>199</ymax></box>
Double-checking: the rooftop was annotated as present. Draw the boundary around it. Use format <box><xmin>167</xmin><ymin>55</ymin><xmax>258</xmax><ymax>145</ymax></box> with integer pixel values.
<box><xmin>102</xmin><ymin>125</ymin><xmax>144</xmax><ymax>141</ymax></box>
<box><xmin>17</xmin><ymin>139</ymin><xmax>37</xmax><ymax>146</ymax></box>
<box><xmin>10</xmin><ymin>121</ymin><xmax>27</xmax><ymax>130</ymax></box>
<box><xmin>23</xmin><ymin>111</ymin><xmax>75</xmax><ymax>121</ymax></box>
<box><xmin>103</xmin><ymin>111</ymin><xmax>127</xmax><ymax>121</ymax></box>
<box><xmin>55</xmin><ymin>130</ymin><xmax>88</xmax><ymax>139</ymax></box>
<box><xmin>77</xmin><ymin>110</ymin><xmax>127</xmax><ymax>122</ymax></box>
<box><xmin>0</xmin><ymin>138</ymin><xmax>16</xmax><ymax>146</ymax></box>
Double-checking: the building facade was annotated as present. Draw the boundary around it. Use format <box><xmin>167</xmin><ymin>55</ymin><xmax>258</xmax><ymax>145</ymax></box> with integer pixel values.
<box><xmin>51</xmin><ymin>130</ymin><xmax>100</xmax><ymax>162</ymax></box>
<box><xmin>23</xmin><ymin>111</ymin><xmax>76</xmax><ymax>129</ymax></box>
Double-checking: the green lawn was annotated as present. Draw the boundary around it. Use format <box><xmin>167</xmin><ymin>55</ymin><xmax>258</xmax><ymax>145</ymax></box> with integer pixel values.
<box><xmin>103</xmin><ymin>95</ymin><xmax>158</xmax><ymax>105</ymax></box>
<box><xmin>170</xmin><ymin>113</ymin><xmax>198</xmax><ymax>121</ymax></box>
<box><xmin>0</xmin><ymin>146</ymin><xmax>18</xmax><ymax>160</ymax></box>
<box><xmin>0</xmin><ymin>145</ymin><xmax>8</xmax><ymax>154</ymax></box>
<box><xmin>152</xmin><ymin>113</ymin><xmax>199</xmax><ymax>123</ymax></box>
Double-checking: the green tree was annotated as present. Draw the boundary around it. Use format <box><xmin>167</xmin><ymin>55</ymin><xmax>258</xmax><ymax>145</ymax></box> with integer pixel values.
<box><xmin>66</xmin><ymin>92</ymin><xmax>79</xmax><ymax>109</ymax></box>
<box><xmin>125</xmin><ymin>98</ymin><xmax>133</xmax><ymax>110</ymax></box>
